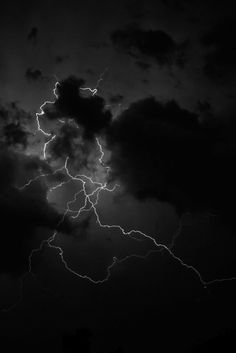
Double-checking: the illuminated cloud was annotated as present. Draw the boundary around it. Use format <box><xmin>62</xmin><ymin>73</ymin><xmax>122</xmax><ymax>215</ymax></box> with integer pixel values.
<box><xmin>0</xmin><ymin>151</ymin><xmax>71</xmax><ymax>277</ymax></box>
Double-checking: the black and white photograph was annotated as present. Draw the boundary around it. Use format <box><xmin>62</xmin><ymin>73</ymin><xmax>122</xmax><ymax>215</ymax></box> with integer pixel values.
<box><xmin>0</xmin><ymin>1</ymin><xmax>236</xmax><ymax>352</ymax></box>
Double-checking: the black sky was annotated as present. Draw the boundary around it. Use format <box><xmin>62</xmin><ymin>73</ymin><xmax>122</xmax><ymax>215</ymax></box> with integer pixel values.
<box><xmin>1</xmin><ymin>0</ymin><xmax>236</xmax><ymax>352</ymax></box>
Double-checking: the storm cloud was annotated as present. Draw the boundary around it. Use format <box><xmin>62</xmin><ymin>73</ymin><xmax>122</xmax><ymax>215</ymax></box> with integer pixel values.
<box><xmin>0</xmin><ymin>102</ymin><xmax>30</xmax><ymax>148</ymax></box>
<box><xmin>111</xmin><ymin>23</ymin><xmax>188</xmax><ymax>68</ymax></box>
<box><xmin>27</xmin><ymin>26</ymin><xmax>38</xmax><ymax>43</ymax></box>
<box><xmin>0</xmin><ymin>151</ymin><xmax>72</xmax><ymax>277</ymax></box>
<box><xmin>201</xmin><ymin>17</ymin><xmax>236</xmax><ymax>80</ymax></box>
<box><xmin>0</xmin><ymin>103</ymin><xmax>72</xmax><ymax>277</ymax></box>
<box><xmin>106</xmin><ymin>97</ymin><xmax>236</xmax><ymax>222</ymax></box>
<box><xmin>25</xmin><ymin>68</ymin><xmax>44</xmax><ymax>82</ymax></box>
<box><xmin>44</xmin><ymin>76</ymin><xmax>112</xmax><ymax>141</ymax></box>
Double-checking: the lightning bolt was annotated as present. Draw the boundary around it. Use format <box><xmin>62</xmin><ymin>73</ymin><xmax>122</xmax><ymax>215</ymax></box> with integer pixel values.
<box><xmin>80</xmin><ymin>67</ymin><xmax>108</xmax><ymax>96</ymax></box>
<box><xmin>42</xmin><ymin>142</ymin><xmax>236</xmax><ymax>289</ymax></box>
<box><xmin>19</xmin><ymin>159</ymin><xmax>67</xmax><ymax>191</ymax></box>
<box><xmin>35</xmin><ymin>80</ymin><xmax>60</xmax><ymax>159</ymax></box>
<box><xmin>4</xmin><ymin>75</ymin><xmax>236</xmax><ymax>312</ymax></box>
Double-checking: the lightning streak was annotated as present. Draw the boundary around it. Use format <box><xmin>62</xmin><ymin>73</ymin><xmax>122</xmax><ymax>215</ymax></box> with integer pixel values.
<box><xmin>35</xmin><ymin>81</ymin><xmax>60</xmax><ymax>159</ymax></box>
<box><xmin>48</xmin><ymin>141</ymin><xmax>236</xmax><ymax>288</ymax></box>
<box><xmin>5</xmin><ymin>76</ymin><xmax>236</xmax><ymax>312</ymax></box>
<box><xmin>36</xmin><ymin>82</ymin><xmax>59</xmax><ymax>136</ymax></box>
<box><xmin>26</xmin><ymin>136</ymin><xmax>207</xmax><ymax>287</ymax></box>
<box><xmin>80</xmin><ymin>67</ymin><xmax>108</xmax><ymax>96</ymax></box>
<box><xmin>19</xmin><ymin>158</ymin><xmax>67</xmax><ymax>190</ymax></box>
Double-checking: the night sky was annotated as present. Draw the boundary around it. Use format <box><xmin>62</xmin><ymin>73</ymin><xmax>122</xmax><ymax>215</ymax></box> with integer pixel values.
<box><xmin>1</xmin><ymin>1</ymin><xmax>236</xmax><ymax>352</ymax></box>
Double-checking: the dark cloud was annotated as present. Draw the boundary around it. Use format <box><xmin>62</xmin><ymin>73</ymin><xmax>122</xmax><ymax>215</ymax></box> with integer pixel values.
<box><xmin>48</xmin><ymin>122</ymin><xmax>95</xmax><ymax>170</ymax></box>
<box><xmin>44</xmin><ymin>76</ymin><xmax>112</xmax><ymax>140</ymax></box>
<box><xmin>173</xmin><ymin>212</ymin><xmax>236</xmax><ymax>282</ymax></box>
<box><xmin>3</xmin><ymin>122</ymin><xmax>28</xmax><ymax>147</ymax></box>
<box><xmin>55</xmin><ymin>55</ymin><xmax>69</xmax><ymax>64</ymax></box>
<box><xmin>201</xmin><ymin>17</ymin><xmax>236</xmax><ymax>79</ymax></box>
<box><xmin>0</xmin><ymin>101</ymin><xmax>30</xmax><ymax>123</ymax></box>
<box><xmin>27</xmin><ymin>27</ymin><xmax>38</xmax><ymax>43</ymax></box>
<box><xmin>135</xmin><ymin>60</ymin><xmax>151</xmax><ymax>71</ymax></box>
<box><xmin>196</xmin><ymin>100</ymin><xmax>215</xmax><ymax>125</ymax></box>
<box><xmin>0</xmin><ymin>80</ymin><xmax>110</xmax><ymax>279</ymax></box>
<box><xmin>111</xmin><ymin>23</ymin><xmax>188</xmax><ymax>68</ymax></box>
<box><xmin>85</xmin><ymin>68</ymin><xmax>96</xmax><ymax>76</ymax></box>
<box><xmin>0</xmin><ymin>102</ymin><xmax>30</xmax><ymax>148</ymax></box>
<box><xmin>0</xmin><ymin>151</ymin><xmax>71</xmax><ymax>277</ymax></box>
<box><xmin>49</xmin><ymin>123</ymin><xmax>80</xmax><ymax>160</ymax></box>
<box><xmin>108</xmin><ymin>94</ymin><xmax>124</xmax><ymax>104</ymax></box>
<box><xmin>25</xmin><ymin>68</ymin><xmax>43</xmax><ymax>82</ymax></box>
<box><xmin>106</xmin><ymin>97</ymin><xmax>236</xmax><ymax>221</ymax></box>
<box><xmin>0</xmin><ymin>99</ymin><xmax>89</xmax><ymax>278</ymax></box>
